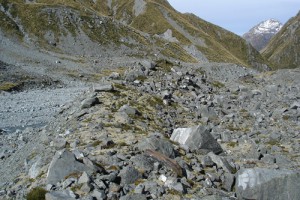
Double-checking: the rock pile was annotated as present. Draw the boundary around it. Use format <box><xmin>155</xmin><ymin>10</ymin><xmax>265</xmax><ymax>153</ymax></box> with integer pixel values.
<box><xmin>0</xmin><ymin>61</ymin><xmax>300</xmax><ymax>199</ymax></box>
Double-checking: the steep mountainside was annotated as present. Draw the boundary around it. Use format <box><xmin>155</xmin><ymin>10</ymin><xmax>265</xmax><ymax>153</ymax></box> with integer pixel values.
<box><xmin>0</xmin><ymin>0</ymin><xmax>269</xmax><ymax>70</ymax></box>
<box><xmin>243</xmin><ymin>19</ymin><xmax>282</xmax><ymax>51</ymax></box>
<box><xmin>262</xmin><ymin>12</ymin><xmax>300</xmax><ymax>69</ymax></box>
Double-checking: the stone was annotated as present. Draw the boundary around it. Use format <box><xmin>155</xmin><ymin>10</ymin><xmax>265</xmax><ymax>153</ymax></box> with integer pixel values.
<box><xmin>202</xmin><ymin>155</ymin><xmax>215</xmax><ymax>167</ymax></box>
<box><xmin>159</xmin><ymin>174</ymin><xmax>167</xmax><ymax>183</ymax></box>
<box><xmin>93</xmin><ymin>84</ymin><xmax>114</xmax><ymax>92</ymax></box>
<box><xmin>119</xmin><ymin>104</ymin><xmax>138</xmax><ymax>115</ymax></box>
<box><xmin>236</xmin><ymin>168</ymin><xmax>300</xmax><ymax>200</ymax></box>
<box><xmin>170</xmin><ymin>125</ymin><xmax>223</xmax><ymax>154</ymax></box>
<box><xmin>80</xmin><ymin>182</ymin><xmax>93</xmax><ymax>194</ymax></box>
<box><xmin>290</xmin><ymin>101</ymin><xmax>300</xmax><ymax>109</ymax></box>
<box><xmin>78</xmin><ymin>172</ymin><xmax>90</xmax><ymax>184</ymax></box>
<box><xmin>63</xmin><ymin>178</ymin><xmax>76</xmax><ymax>189</ymax></box>
<box><xmin>94</xmin><ymin>179</ymin><xmax>107</xmax><ymax>189</ymax></box>
<box><xmin>261</xmin><ymin>154</ymin><xmax>276</xmax><ymax>164</ymax></box>
<box><xmin>134</xmin><ymin>183</ymin><xmax>145</xmax><ymax>194</ymax></box>
<box><xmin>28</xmin><ymin>157</ymin><xmax>42</xmax><ymax>179</ymax></box>
<box><xmin>52</xmin><ymin>138</ymin><xmax>67</xmax><ymax>150</ymax></box>
<box><xmin>222</xmin><ymin>173</ymin><xmax>235</xmax><ymax>192</ymax></box>
<box><xmin>137</xmin><ymin>136</ymin><xmax>175</xmax><ymax>158</ymax></box>
<box><xmin>119</xmin><ymin>166</ymin><xmax>142</xmax><ymax>185</ymax></box>
<box><xmin>109</xmin><ymin>72</ymin><xmax>120</xmax><ymax>79</ymax></box>
<box><xmin>45</xmin><ymin>190</ymin><xmax>77</xmax><ymax>200</ymax></box>
<box><xmin>92</xmin><ymin>189</ymin><xmax>106</xmax><ymax>200</ymax></box>
<box><xmin>81</xmin><ymin>97</ymin><xmax>100</xmax><ymax>109</ymax></box>
<box><xmin>83</xmin><ymin>157</ymin><xmax>104</xmax><ymax>173</ymax></box>
<box><xmin>119</xmin><ymin>194</ymin><xmax>147</xmax><ymax>200</ymax></box>
<box><xmin>72</xmin><ymin>149</ymin><xmax>84</xmax><ymax>160</ymax></box>
<box><xmin>131</xmin><ymin>154</ymin><xmax>154</xmax><ymax>171</ymax></box>
<box><xmin>169</xmin><ymin>182</ymin><xmax>186</xmax><ymax>194</ymax></box>
<box><xmin>47</xmin><ymin>150</ymin><xmax>91</xmax><ymax>184</ymax></box>
<box><xmin>109</xmin><ymin>183</ymin><xmax>121</xmax><ymax>193</ymax></box>
<box><xmin>208</xmin><ymin>152</ymin><xmax>235</xmax><ymax>174</ymax></box>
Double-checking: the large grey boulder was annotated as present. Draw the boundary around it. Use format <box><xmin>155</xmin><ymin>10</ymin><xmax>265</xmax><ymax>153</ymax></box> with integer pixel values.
<box><xmin>170</xmin><ymin>126</ymin><xmax>223</xmax><ymax>154</ymax></box>
<box><xmin>236</xmin><ymin>168</ymin><xmax>300</xmax><ymax>200</ymax></box>
<box><xmin>47</xmin><ymin>150</ymin><xmax>91</xmax><ymax>184</ymax></box>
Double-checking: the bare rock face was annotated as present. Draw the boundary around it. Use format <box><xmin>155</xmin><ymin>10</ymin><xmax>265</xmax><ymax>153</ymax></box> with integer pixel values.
<box><xmin>236</xmin><ymin>168</ymin><xmax>300</xmax><ymax>200</ymax></box>
<box><xmin>170</xmin><ymin>125</ymin><xmax>223</xmax><ymax>154</ymax></box>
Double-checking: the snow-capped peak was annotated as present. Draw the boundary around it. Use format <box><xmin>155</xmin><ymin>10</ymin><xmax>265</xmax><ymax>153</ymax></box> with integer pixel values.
<box><xmin>253</xmin><ymin>19</ymin><xmax>283</xmax><ymax>34</ymax></box>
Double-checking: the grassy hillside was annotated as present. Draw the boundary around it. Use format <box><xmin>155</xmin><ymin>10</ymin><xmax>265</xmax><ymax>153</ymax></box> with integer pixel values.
<box><xmin>262</xmin><ymin>12</ymin><xmax>300</xmax><ymax>69</ymax></box>
<box><xmin>0</xmin><ymin>0</ymin><xmax>269</xmax><ymax>68</ymax></box>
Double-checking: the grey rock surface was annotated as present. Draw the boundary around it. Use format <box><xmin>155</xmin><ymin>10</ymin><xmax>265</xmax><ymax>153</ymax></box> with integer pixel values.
<box><xmin>47</xmin><ymin>150</ymin><xmax>91</xmax><ymax>184</ymax></box>
<box><xmin>119</xmin><ymin>166</ymin><xmax>142</xmax><ymax>185</ymax></box>
<box><xmin>45</xmin><ymin>190</ymin><xmax>77</xmax><ymax>200</ymax></box>
<box><xmin>137</xmin><ymin>136</ymin><xmax>175</xmax><ymax>158</ymax></box>
<box><xmin>171</xmin><ymin>125</ymin><xmax>223</xmax><ymax>154</ymax></box>
<box><xmin>236</xmin><ymin>168</ymin><xmax>300</xmax><ymax>200</ymax></box>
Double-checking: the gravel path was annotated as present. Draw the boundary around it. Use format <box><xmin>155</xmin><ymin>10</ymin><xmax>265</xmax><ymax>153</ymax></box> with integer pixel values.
<box><xmin>0</xmin><ymin>87</ymin><xmax>87</xmax><ymax>133</ymax></box>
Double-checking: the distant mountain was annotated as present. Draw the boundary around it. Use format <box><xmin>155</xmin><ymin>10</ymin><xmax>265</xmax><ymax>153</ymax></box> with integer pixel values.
<box><xmin>0</xmin><ymin>0</ymin><xmax>268</xmax><ymax>70</ymax></box>
<box><xmin>243</xmin><ymin>19</ymin><xmax>282</xmax><ymax>51</ymax></box>
<box><xmin>262</xmin><ymin>12</ymin><xmax>300</xmax><ymax>69</ymax></box>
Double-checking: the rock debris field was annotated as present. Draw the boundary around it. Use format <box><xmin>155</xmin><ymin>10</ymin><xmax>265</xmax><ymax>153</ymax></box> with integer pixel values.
<box><xmin>0</xmin><ymin>61</ymin><xmax>300</xmax><ymax>200</ymax></box>
<box><xmin>0</xmin><ymin>87</ymin><xmax>86</xmax><ymax>133</ymax></box>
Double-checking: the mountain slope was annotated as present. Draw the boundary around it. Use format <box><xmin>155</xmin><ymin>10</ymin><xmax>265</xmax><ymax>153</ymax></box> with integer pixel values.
<box><xmin>0</xmin><ymin>0</ymin><xmax>269</xmax><ymax>70</ymax></box>
<box><xmin>243</xmin><ymin>19</ymin><xmax>282</xmax><ymax>51</ymax></box>
<box><xmin>262</xmin><ymin>12</ymin><xmax>300</xmax><ymax>69</ymax></box>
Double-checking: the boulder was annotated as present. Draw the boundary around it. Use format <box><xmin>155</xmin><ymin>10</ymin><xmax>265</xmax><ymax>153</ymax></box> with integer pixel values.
<box><xmin>208</xmin><ymin>152</ymin><xmax>235</xmax><ymax>174</ymax></box>
<box><xmin>119</xmin><ymin>104</ymin><xmax>138</xmax><ymax>116</ymax></box>
<box><xmin>170</xmin><ymin>126</ymin><xmax>223</xmax><ymax>154</ymax></box>
<box><xmin>47</xmin><ymin>150</ymin><xmax>91</xmax><ymax>184</ymax></box>
<box><xmin>119</xmin><ymin>166</ymin><xmax>142</xmax><ymax>185</ymax></box>
<box><xmin>28</xmin><ymin>157</ymin><xmax>42</xmax><ymax>179</ymax></box>
<box><xmin>137</xmin><ymin>136</ymin><xmax>175</xmax><ymax>158</ymax></box>
<box><xmin>93</xmin><ymin>84</ymin><xmax>114</xmax><ymax>92</ymax></box>
<box><xmin>45</xmin><ymin>190</ymin><xmax>77</xmax><ymax>200</ymax></box>
<box><xmin>81</xmin><ymin>97</ymin><xmax>100</xmax><ymax>109</ymax></box>
<box><xmin>236</xmin><ymin>168</ymin><xmax>300</xmax><ymax>200</ymax></box>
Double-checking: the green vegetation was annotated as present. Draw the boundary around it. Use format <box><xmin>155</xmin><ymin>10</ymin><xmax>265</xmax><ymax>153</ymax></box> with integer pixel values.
<box><xmin>26</xmin><ymin>187</ymin><xmax>47</xmax><ymax>200</ymax></box>
<box><xmin>0</xmin><ymin>82</ymin><xmax>19</xmax><ymax>91</ymax></box>
<box><xmin>0</xmin><ymin>10</ymin><xmax>23</xmax><ymax>39</ymax></box>
<box><xmin>211</xmin><ymin>81</ymin><xmax>225</xmax><ymax>88</ymax></box>
<box><xmin>1</xmin><ymin>0</ymin><xmax>270</xmax><ymax>65</ymax></box>
<box><xmin>262</xmin><ymin>13</ymin><xmax>300</xmax><ymax>69</ymax></box>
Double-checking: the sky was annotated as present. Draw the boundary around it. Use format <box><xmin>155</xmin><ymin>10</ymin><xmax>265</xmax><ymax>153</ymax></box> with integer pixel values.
<box><xmin>168</xmin><ymin>0</ymin><xmax>300</xmax><ymax>35</ymax></box>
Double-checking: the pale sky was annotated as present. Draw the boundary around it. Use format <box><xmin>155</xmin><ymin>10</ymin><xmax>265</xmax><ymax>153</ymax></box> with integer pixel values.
<box><xmin>168</xmin><ymin>0</ymin><xmax>300</xmax><ymax>35</ymax></box>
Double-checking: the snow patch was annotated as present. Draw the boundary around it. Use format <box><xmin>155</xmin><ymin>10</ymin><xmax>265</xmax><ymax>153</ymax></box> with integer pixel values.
<box><xmin>253</xmin><ymin>19</ymin><xmax>283</xmax><ymax>34</ymax></box>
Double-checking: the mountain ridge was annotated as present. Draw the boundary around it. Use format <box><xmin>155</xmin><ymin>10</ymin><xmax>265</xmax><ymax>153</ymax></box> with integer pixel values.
<box><xmin>243</xmin><ymin>19</ymin><xmax>282</xmax><ymax>51</ymax></box>
<box><xmin>0</xmin><ymin>0</ymin><xmax>269</xmax><ymax>70</ymax></box>
<box><xmin>262</xmin><ymin>11</ymin><xmax>300</xmax><ymax>69</ymax></box>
